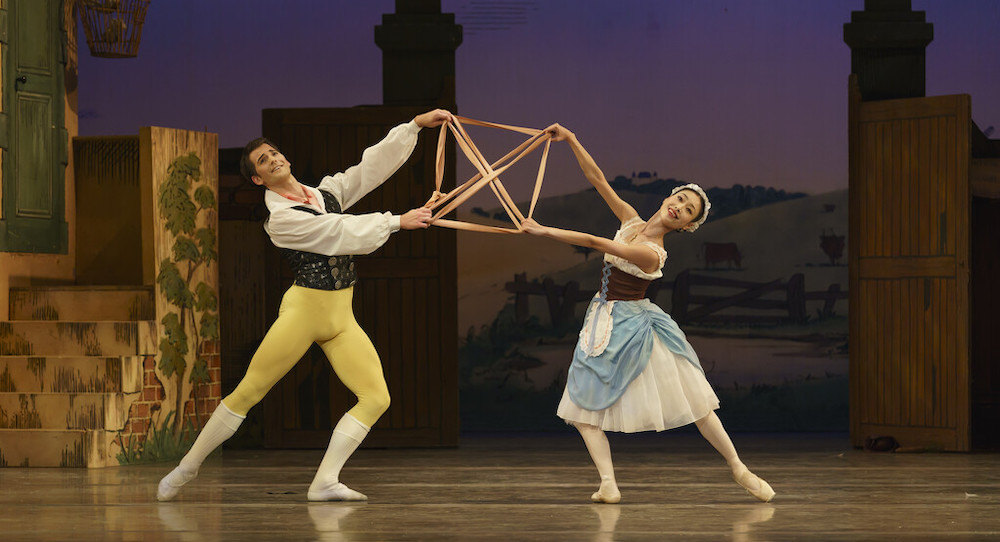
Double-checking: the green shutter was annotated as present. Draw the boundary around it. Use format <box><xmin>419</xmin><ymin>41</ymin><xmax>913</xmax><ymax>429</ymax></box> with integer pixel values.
<box><xmin>0</xmin><ymin>0</ymin><xmax>68</xmax><ymax>253</ymax></box>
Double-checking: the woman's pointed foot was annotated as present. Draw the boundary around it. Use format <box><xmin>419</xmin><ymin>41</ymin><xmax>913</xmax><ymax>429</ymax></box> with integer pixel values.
<box><xmin>591</xmin><ymin>475</ymin><xmax>621</xmax><ymax>504</ymax></box>
<box><xmin>733</xmin><ymin>467</ymin><xmax>775</xmax><ymax>503</ymax></box>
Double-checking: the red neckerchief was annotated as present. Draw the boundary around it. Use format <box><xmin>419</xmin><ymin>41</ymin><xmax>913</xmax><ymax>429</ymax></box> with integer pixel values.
<box><xmin>278</xmin><ymin>184</ymin><xmax>319</xmax><ymax>208</ymax></box>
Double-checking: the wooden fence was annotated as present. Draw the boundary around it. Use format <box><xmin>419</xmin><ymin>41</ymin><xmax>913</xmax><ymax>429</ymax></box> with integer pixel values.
<box><xmin>505</xmin><ymin>270</ymin><xmax>847</xmax><ymax>326</ymax></box>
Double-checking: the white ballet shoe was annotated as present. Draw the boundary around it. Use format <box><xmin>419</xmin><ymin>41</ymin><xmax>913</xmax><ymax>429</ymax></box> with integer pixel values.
<box><xmin>733</xmin><ymin>468</ymin><xmax>775</xmax><ymax>503</ymax></box>
<box><xmin>157</xmin><ymin>466</ymin><xmax>198</xmax><ymax>502</ymax></box>
<box><xmin>590</xmin><ymin>475</ymin><xmax>621</xmax><ymax>504</ymax></box>
<box><xmin>307</xmin><ymin>482</ymin><xmax>368</xmax><ymax>502</ymax></box>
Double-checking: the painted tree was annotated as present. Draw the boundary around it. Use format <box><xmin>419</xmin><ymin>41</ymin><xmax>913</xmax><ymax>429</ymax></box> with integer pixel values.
<box><xmin>156</xmin><ymin>152</ymin><xmax>219</xmax><ymax>438</ymax></box>
<box><xmin>574</xmin><ymin>245</ymin><xmax>596</xmax><ymax>262</ymax></box>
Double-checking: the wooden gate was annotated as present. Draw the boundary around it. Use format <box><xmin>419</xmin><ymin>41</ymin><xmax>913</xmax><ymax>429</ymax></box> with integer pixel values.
<box><xmin>259</xmin><ymin>106</ymin><xmax>458</xmax><ymax>448</ymax></box>
<box><xmin>848</xmin><ymin>78</ymin><xmax>971</xmax><ymax>450</ymax></box>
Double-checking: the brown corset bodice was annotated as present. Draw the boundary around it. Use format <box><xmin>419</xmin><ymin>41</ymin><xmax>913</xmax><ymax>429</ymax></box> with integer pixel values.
<box><xmin>604</xmin><ymin>267</ymin><xmax>651</xmax><ymax>301</ymax></box>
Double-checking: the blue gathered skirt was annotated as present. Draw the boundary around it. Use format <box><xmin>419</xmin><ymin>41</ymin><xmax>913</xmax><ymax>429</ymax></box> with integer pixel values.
<box><xmin>557</xmin><ymin>296</ymin><xmax>720</xmax><ymax>433</ymax></box>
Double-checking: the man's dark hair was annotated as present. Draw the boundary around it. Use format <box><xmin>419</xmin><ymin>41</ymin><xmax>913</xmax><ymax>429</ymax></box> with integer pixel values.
<box><xmin>240</xmin><ymin>137</ymin><xmax>279</xmax><ymax>183</ymax></box>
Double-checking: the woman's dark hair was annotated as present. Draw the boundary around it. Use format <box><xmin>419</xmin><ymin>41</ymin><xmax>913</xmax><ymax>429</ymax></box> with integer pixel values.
<box><xmin>683</xmin><ymin>188</ymin><xmax>709</xmax><ymax>225</ymax></box>
<box><xmin>240</xmin><ymin>137</ymin><xmax>279</xmax><ymax>182</ymax></box>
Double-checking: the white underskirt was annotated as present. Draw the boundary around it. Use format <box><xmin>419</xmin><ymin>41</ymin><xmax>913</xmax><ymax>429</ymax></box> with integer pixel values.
<box><xmin>557</xmin><ymin>336</ymin><xmax>720</xmax><ymax>433</ymax></box>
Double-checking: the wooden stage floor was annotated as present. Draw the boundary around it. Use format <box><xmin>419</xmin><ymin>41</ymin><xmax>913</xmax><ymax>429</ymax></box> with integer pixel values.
<box><xmin>1</xmin><ymin>432</ymin><xmax>998</xmax><ymax>541</ymax></box>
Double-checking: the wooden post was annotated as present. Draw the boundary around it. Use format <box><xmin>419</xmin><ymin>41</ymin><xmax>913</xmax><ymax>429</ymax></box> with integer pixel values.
<box><xmin>512</xmin><ymin>273</ymin><xmax>529</xmax><ymax>323</ymax></box>
<box><xmin>787</xmin><ymin>273</ymin><xmax>806</xmax><ymax>322</ymax></box>
<box><xmin>542</xmin><ymin>278</ymin><xmax>562</xmax><ymax>326</ymax></box>
<box><xmin>556</xmin><ymin>281</ymin><xmax>580</xmax><ymax>326</ymax></box>
<box><xmin>822</xmin><ymin>283</ymin><xmax>841</xmax><ymax>318</ymax></box>
<box><xmin>672</xmin><ymin>270</ymin><xmax>690</xmax><ymax>323</ymax></box>
<box><xmin>140</xmin><ymin>127</ymin><xmax>221</xmax><ymax>438</ymax></box>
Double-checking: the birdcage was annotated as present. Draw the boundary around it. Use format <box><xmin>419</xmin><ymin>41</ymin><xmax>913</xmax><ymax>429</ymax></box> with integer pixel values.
<box><xmin>78</xmin><ymin>0</ymin><xmax>151</xmax><ymax>58</ymax></box>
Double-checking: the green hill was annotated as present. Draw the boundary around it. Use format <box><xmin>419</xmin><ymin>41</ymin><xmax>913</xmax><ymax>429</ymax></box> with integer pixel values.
<box><xmin>499</xmin><ymin>188</ymin><xmax>850</xmax><ymax>328</ymax></box>
<box><xmin>468</xmin><ymin>181</ymin><xmax>809</xmax><ymax>238</ymax></box>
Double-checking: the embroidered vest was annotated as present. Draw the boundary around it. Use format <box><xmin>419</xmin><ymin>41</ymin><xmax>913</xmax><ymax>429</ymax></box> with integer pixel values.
<box><xmin>276</xmin><ymin>190</ymin><xmax>358</xmax><ymax>291</ymax></box>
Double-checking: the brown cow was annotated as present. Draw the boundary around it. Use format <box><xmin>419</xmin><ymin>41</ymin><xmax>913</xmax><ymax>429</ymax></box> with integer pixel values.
<box><xmin>704</xmin><ymin>242</ymin><xmax>742</xmax><ymax>269</ymax></box>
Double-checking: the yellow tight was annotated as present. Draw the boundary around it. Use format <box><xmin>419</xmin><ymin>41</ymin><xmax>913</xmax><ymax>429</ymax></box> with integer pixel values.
<box><xmin>222</xmin><ymin>285</ymin><xmax>390</xmax><ymax>427</ymax></box>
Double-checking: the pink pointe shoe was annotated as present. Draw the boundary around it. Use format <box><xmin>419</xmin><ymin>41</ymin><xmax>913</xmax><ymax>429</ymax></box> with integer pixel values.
<box><xmin>733</xmin><ymin>468</ymin><xmax>775</xmax><ymax>503</ymax></box>
<box><xmin>591</xmin><ymin>475</ymin><xmax>622</xmax><ymax>504</ymax></box>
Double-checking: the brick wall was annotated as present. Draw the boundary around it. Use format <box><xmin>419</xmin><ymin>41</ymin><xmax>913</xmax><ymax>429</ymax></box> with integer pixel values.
<box><xmin>183</xmin><ymin>339</ymin><xmax>222</xmax><ymax>428</ymax></box>
<box><xmin>117</xmin><ymin>340</ymin><xmax>222</xmax><ymax>460</ymax></box>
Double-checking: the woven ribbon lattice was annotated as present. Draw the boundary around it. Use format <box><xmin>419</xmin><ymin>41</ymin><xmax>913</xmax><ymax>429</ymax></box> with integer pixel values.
<box><xmin>423</xmin><ymin>116</ymin><xmax>554</xmax><ymax>234</ymax></box>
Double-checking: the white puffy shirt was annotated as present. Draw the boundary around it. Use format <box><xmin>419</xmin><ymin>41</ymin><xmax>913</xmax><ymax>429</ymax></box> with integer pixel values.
<box><xmin>263</xmin><ymin>120</ymin><xmax>421</xmax><ymax>256</ymax></box>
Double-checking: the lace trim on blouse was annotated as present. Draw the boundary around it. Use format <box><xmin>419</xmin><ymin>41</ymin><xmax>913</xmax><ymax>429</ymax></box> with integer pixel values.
<box><xmin>602</xmin><ymin>216</ymin><xmax>667</xmax><ymax>280</ymax></box>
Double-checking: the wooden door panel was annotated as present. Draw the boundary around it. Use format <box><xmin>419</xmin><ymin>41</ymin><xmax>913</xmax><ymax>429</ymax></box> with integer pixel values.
<box><xmin>858</xmin><ymin>116</ymin><xmax>961</xmax><ymax>258</ymax></box>
<box><xmin>1</xmin><ymin>0</ymin><xmax>68</xmax><ymax>253</ymax></box>
<box><xmin>850</xmin><ymin>90</ymin><xmax>970</xmax><ymax>451</ymax></box>
<box><xmin>857</xmin><ymin>278</ymin><xmax>959</xmax><ymax>426</ymax></box>
<box><xmin>15</xmin><ymin>95</ymin><xmax>55</xmax><ymax>216</ymax></box>
<box><xmin>14</xmin><ymin>0</ymin><xmax>54</xmax><ymax>73</ymax></box>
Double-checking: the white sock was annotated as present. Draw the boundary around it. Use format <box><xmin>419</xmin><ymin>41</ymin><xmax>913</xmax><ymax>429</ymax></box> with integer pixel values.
<box><xmin>157</xmin><ymin>402</ymin><xmax>245</xmax><ymax>501</ymax></box>
<box><xmin>308</xmin><ymin>414</ymin><xmax>370</xmax><ymax>501</ymax></box>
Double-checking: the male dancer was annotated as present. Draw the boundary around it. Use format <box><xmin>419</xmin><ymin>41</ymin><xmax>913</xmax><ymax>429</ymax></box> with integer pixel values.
<box><xmin>157</xmin><ymin>109</ymin><xmax>453</xmax><ymax>502</ymax></box>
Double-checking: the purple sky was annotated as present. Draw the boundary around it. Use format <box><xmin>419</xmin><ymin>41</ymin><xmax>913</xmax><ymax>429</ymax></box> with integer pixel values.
<box><xmin>77</xmin><ymin>1</ymin><xmax>1000</xmax><ymax>198</ymax></box>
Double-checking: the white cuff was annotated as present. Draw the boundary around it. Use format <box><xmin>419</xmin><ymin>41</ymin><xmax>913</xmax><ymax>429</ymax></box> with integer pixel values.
<box><xmin>390</xmin><ymin>215</ymin><xmax>401</xmax><ymax>233</ymax></box>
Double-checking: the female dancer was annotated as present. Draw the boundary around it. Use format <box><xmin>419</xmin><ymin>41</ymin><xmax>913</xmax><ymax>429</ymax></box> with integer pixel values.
<box><xmin>520</xmin><ymin>124</ymin><xmax>775</xmax><ymax>503</ymax></box>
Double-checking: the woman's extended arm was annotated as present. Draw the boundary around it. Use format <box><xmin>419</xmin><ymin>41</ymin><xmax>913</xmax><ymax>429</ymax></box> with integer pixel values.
<box><xmin>521</xmin><ymin>218</ymin><xmax>659</xmax><ymax>273</ymax></box>
<box><xmin>547</xmin><ymin>124</ymin><xmax>638</xmax><ymax>224</ymax></box>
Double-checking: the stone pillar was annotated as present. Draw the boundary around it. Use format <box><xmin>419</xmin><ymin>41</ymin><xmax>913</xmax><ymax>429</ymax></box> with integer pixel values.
<box><xmin>843</xmin><ymin>0</ymin><xmax>933</xmax><ymax>101</ymax></box>
<box><xmin>374</xmin><ymin>0</ymin><xmax>463</xmax><ymax>107</ymax></box>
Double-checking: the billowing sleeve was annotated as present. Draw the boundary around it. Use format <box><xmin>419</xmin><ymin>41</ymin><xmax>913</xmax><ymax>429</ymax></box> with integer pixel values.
<box><xmin>319</xmin><ymin>120</ymin><xmax>421</xmax><ymax>211</ymax></box>
<box><xmin>265</xmin><ymin>206</ymin><xmax>401</xmax><ymax>256</ymax></box>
